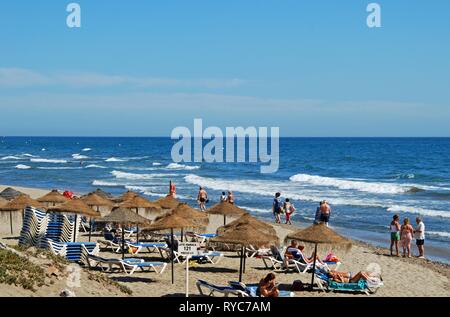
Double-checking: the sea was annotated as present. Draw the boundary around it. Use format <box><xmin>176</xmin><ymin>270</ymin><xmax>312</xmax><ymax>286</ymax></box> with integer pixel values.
<box><xmin>1</xmin><ymin>137</ymin><xmax>449</xmax><ymax>263</ymax></box>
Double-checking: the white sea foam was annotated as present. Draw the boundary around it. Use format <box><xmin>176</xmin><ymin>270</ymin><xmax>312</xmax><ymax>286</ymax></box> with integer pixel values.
<box><xmin>387</xmin><ymin>205</ymin><xmax>450</xmax><ymax>219</ymax></box>
<box><xmin>36</xmin><ymin>166</ymin><xmax>82</xmax><ymax>170</ymax></box>
<box><xmin>111</xmin><ymin>170</ymin><xmax>177</xmax><ymax>180</ymax></box>
<box><xmin>21</xmin><ymin>153</ymin><xmax>38</xmax><ymax>158</ymax></box>
<box><xmin>105</xmin><ymin>157</ymin><xmax>127</xmax><ymax>162</ymax></box>
<box><xmin>152</xmin><ymin>162</ymin><xmax>162</xmax><ymax>166</ymax></box>
<box><xmin>41</xmin><ymin>148</ymin><xmax>46</xmax><ymax>151</ymax></box>
<box><xmin>92</xmin><ymin>180</ymin><xmax>122</xmax><ymax>187</ymax></box>
<box><xmin>85</xmin><ymin>164</ymin><xmax>107</xmax><ymax>169</ymax></box>
<box><xmin>82</xmin><ymin>148</ymin><xmax>92</xmax><ymax>152</ymax></box>
<box><xmin>72</xmin><ymin>153</ymin><xmax>89</xmax><ymax>160</ymax></box>
<box><xmin>15</xmin><ymin>164</ymin><xmax>31</xmax><ymax>169</ymax></box>
<box><xmin>30</xmin><ymin>158</ymin><xmax>67</xmax><ymax>164</ymax></box>
<box><xmin>289</xmin><ymin>173</ymin><xmax>425</xmax><ymax>194</ymax></box>
<box><xmin>124</xmin><ymin>186</ymin><xmax>167</xmax><ymax>198</ymax></box>
<box><xmin>166</xmin><ymin>163</ymin><xmax>200</xmax><ymax>170</ymax></box>
<box><xmin>1</xmin><ymin>156</ymin><xmax>21</xmax><ymax>160</ymax></box>
<box><xmin>427</xmin><ymin>231</ymin><xmax>450</xmax><ymax>238</ymax></box>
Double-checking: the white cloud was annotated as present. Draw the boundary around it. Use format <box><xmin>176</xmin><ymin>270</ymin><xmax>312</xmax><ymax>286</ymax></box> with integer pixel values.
<box><xmin>0</xmin><ymin>67</ymin><xmax>245</xmax><ymax>89</ymax></box>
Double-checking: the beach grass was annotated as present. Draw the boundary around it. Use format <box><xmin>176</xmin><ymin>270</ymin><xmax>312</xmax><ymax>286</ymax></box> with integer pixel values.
<box><xmin>0</xmin><ymin>248</ymin><xmax>46</xmax><ymax>291</ymax></box>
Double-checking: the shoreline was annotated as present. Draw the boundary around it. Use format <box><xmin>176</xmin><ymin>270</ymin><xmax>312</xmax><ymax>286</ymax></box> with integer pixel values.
<box><xmin>2</xmin><ymin>183</ymin><xmax>450</xmax><ymax>266</ymax></box>
<box><xmin>1</xmin><ymin>183</ymin><xmax>449</xmax><ymax>297</ymax></box>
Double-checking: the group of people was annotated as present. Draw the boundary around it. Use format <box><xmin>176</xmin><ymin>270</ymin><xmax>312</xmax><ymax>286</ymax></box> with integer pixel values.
<box><xmin>195</xmin><ymin>186</ymin><xmax>235</xmax><ymax>211</ymax></box>
<box><xmin>390</xmin><ymin>215</ymin><xmax>425</xmax><ymax>258</ymax></box>
<box><xmin>272</xmin><ymin>192</ymin><xmax>296</xmax><ymax>225</ymax></box>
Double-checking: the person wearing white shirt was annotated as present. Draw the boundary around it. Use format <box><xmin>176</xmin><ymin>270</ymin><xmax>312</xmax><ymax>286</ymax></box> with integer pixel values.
<box><xmin>414</xmin><ymin>217</ymin><xmax>425</xmax><ymax>258</ymax></box>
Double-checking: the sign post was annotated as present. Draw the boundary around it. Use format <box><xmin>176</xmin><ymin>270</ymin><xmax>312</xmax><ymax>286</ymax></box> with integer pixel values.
<box><xmin>178</xmin><ymin>242</ymin><xmax>199</xmax><ymax>297</ymax></box>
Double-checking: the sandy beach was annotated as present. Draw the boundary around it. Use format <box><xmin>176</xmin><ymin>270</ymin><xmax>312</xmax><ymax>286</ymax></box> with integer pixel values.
<box><xmin>1</xmin><ymin>184</ymin><xmax>449</xmax><ymax>297</ymax></box>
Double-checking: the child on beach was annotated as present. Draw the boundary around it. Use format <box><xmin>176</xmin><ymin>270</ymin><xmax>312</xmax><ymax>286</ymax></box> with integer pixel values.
<box><xmin>283</xmin><ymin>198</ymin><xmax>295</xmax><ymax>225</ymax></box>
<box><xmin>390</xmin><ymin>214</ymin><xmax>401</xmax><ymax>256</ymax></box>
<box><xmin>400</xmin><ymin>218</ymin><xmax>414</xmax><ymax>258</ymax></box>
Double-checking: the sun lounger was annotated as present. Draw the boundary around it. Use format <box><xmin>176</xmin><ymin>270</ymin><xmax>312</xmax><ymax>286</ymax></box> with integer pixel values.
<box><xmin>228</xmin><ymin>281</ymin><xmax>294</xmax><ymax>297</ymax></box>
<box><xmin>126</xmin><ymin>242</ymin><xmax>167</xmax><ymax>255</ymax></box>
<box><xmin>83</xmin><ymin>251</ymin><xmax>167</xmax><ymax>275</ymax></box>
<box><xmin>196</xmin><ymin>280</ymin><xmax>247</xmax><ymax>297</ymax></box>
<box><xmin>186</xmin><ymin>251</ymin><xmax>224</xmax><ymax>264</ymax></box>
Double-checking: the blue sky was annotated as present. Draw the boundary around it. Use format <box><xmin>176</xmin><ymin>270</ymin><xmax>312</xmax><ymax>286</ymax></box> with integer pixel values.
<box><xmin>0</xmin><ymin>0</ymin><xmax>449</xmax><ymax>136</ymax></box>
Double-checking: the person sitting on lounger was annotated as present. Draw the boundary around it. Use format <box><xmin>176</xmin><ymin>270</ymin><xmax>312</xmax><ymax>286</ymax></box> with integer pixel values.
<box><xmin>284</xmin><ymin>240</ymin><xmax>324</xmax><ymax>268</ymax></box>
<box><xmin>257</xmin><ymin>273</ymin><xmax>279</xmax><ymax>297</ymax></box>
<box><xmin>327</xmin><ymin>270</ymin><xmax>379</xmax><ymax>283</ymax></box>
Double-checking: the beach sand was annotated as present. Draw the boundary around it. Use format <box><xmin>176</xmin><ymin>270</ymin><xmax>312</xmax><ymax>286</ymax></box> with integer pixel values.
<box><xmin>1</xmin><ymin>185</ymin><xmax>449</xmax><ymax>297</ymax></box>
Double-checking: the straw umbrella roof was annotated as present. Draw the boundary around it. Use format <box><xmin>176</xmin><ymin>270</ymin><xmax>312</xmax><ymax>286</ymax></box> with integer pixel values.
<box><xmin>89</xmin><ymin>188</ymin><xmax>113</xmax><ymax>199</ymax></box>
<box><xmin>154</xmin><ymin>195</ymin><xmax>181</xmax><ymax>210</ymax></box>
<box><xmin>0</xmin><ymin>187</ymin><xmax>26</xmax><ymax>201</ymax></box>
<box><xmin>0</xmin><ymin>194</ymin><xmax>45</xmax><ymax>211</ymax></box>
<box><xmin>0</xmin><ymin>197</ymin><xmax>7</xmax><ymax>207</ymax></box>
<box><xmin>143</xmin><ymin>212</ymin><xmax>202</xmax><ymax>232</ymax></box>
<box><xmin>285</xmin><ymin>223</ymin><xmax>352</xmax><ymax>251</ymax></box>
<box><xmin>119</xmin><ymin>195</ymin><xmax>161</xmax><ymax>211</ymax></box>
<box><xmin>171</xmin><ymin>203</ymin><xmax>209</xmax><ymax>226</ymax></box>
<box><xmin>210</xmin><ymin>223</ymin><xmax>279</xmax><ymax>248</ymax></box>
<box><xmin>81</xmin><ymin>193</ymin><xmax>113</xmax><ymax>207</ymax></box>
<box><xmin>217</xmin><ymin>214</ymin><xmax>276</xmax><ymax>236</ymax></box>
<box><xmin>114</xmin><ymin>190</ymin><xmax>139</xmax><ymax>203</ymax></box>
<box><xmin>37</xmin><ymin>189</ymin><xmax>69</xmax><ymax>204</ymax></box>
<box><xmin>96</xmin><ymin>207</ymin><xmax>151</xmax><ymax>225</ymax></box>
<box><xmin>206</xmin><ymin>201</ymin><xmax>248</xmax><ymax>216</ymax></box>
<box><xmin>47</xmin><ymin>198</ymin><xmax>100</xmax><ymax>218</ymax></box>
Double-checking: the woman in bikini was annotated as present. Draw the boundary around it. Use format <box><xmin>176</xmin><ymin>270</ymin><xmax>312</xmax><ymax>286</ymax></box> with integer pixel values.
<box><xmin>400</xmin><ymin>217</ymin><xmax>414</xmax><ymax>258</ymax></box>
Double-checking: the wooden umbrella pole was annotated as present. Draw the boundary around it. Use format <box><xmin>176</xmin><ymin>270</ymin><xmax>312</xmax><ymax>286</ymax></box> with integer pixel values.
<box><xmin>310</xmin><ymin>243</ymin><xmax>318</xmax><ymax>291</ymax></box>
<box><xmin>224</xmin><ymin>215</ymin><xmax>226</xmax><ymax>226</ymax></box>
<box><xmin>136</xmin><ymin>208</ymin><xmax>139</xmax><ymax>243</ymax></box>
<box><xmin>239</xmin><ymin>245</ymin><xmax>244</xmax><ymax>282</ymax></box>
<box><xmin>9</xmin><ymin>210</ymin><xmax>13</xmax><ymax>235</ymax></box>
<box><xmin>243</xmin><ymin>247</ymin><xmax>247</xmax><ymax>273</ymax></box>
<box><xmin>171</xmin><ymin>228</ymin><xmax>175</xmax><ymax>284</ymax></box>
<box><xmin>122</xmin><ymin>225</ymin><xmax>125</xmax><ymax>260</ymax></box>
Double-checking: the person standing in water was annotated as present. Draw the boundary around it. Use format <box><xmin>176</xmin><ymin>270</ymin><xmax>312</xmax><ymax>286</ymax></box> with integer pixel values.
<box><xmin>169</xmin><ymin>180</ymin><xmax>176</xmax><ymax>197</ymax></box>
<box><xmin>389</xmin><ymin>214</ymin><xmax>401</xmax><ymax>256</ymax></box>
<box><xmin>320</xmin><ymin>200</ymin><xmax>331</xmax><ymax>226</ymax></box>
<box><xmin>272</xmin><ymin>192</ymin><xmax>282</xmax><ymax>224</ymax></box>
<box><xmin>220</xmin><ymin>192</ymin><xmax>227</xmax><ymax>202</ymax></box>
<box><xmin>227</xmin><ymin>191</ymin><xmax>234</xmax><ymax>204</ymax></box>
<box><xmin>284</xmin><ymin>198</ymin><xmax>295</xmax><ymax>225</ymax></box>
<box><xmin>197</xmin><ymin>186</ymin><xmax>208</xmax><ymax>211</ymax></box>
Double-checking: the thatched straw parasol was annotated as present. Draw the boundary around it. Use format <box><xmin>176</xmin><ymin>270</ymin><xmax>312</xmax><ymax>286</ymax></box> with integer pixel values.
<box><xmin>96</xmin><ymin>207</ymin><xmax>151</xmax><ymax>259</ymax></box>
<box><xmin>217</xmin><ymin>214</ymin><xmax>276</xmax><ymax>237</ymax></box>
<box><xmin>206</xmin><ymin>201</ymin><xmax>247</xmax><ymax>225</ymax></box>
<box><xmin>0</xmin><ymin>197</ymin><xmax>7</xmax><ymax>207</ymax></box>
<box><xmin>171</xmin><ymin>203</ymin><xmax>209</xmax><ymax>227</ymax></box>
<box><xmin>154</xmin><ymin>195</ymin><xmax>181</xmax><ymax>210</ymax></box>
<box><xmin>81</xmin><ymin>193</ymin><xmax>114</xmax><ymax>241</ymax></box>
<box><xmin>143</xmin><ymin>213</ymin><xmax>203</xmax><ymax>284</ymax></box>
<box><xmin>37</xmin><ymin>189</ymin><xmax>69</xmax><ymax>206</ymax></box>
<box><xmin>89</xmin><ymin>188</ymin><xmax>114</xmax><ymax>200</ymax></box>
<box><xmin>0</xmin><ymin>187</ymin><xmax>26</xmax><ymax>201</ymax></box>
<box><xmin>284</xmin><ymin>223</ymin><xmax>352</xmax><ymax>290</ymax></box>
<box><xmin>210</xmin><ymin>223</ymin><xmax>279</xmax><ymax>282</ymax></box>
<box><xmin>114</xmin><ymin>190</ymin><xmax>138</xmax><ymax>203</ymax></box>
<box><xmin>47</xmin><ymin>198</ymin><xmax>101</xmax><ymax>242</ymax></box>
<box><xmin>119</xmin><ymin>195</ymin><xmax>161</xmax><ymax>242</ymax></box>
<box><xmin>0</xmin><ymin>194</ymin><xmax>45</xmax><ymax>235</ymax></box>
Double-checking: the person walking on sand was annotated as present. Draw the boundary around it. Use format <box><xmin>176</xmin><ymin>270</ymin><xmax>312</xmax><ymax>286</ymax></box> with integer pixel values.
<box><xmin>272</xmin><ymin>192</ymin><xmax>283</xmax><ymax>224</ymax></box>
<box><xmin>320</xmin><ymin>200</ymin><xmax>331</xmax><ymax>226</ymax></box>
<box><xmin>284</xmin><ymin>198</ymin><xmax>295</xmax><ymax>225</ymax></box>
<box><xmin>197</xmin><ymin>186</ymin><xmax>208</xmax><ymax>211</ymax></box>
<box><xmin>400</xmin><ymin>218</ymin><xmax>414</xmax><ymax>258</ymax></box>
<box><xmin>389</xmin><ymin>214</ymin><xmax>401</xmax><ymax>256</ymax></box>
<box><xmin>414</xmin><ymin>216</ymin><xmax>425</xmax><ymax>258</ymax></box>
